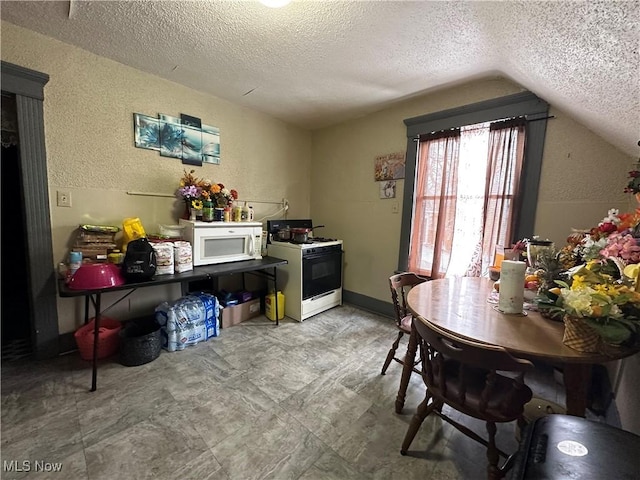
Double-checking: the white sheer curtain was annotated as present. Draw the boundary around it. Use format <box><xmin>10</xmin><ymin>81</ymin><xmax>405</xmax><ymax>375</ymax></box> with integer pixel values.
<box><xmin>409</xmin><ymin>119</ymin><xmax>526</xmax><ymax>278</ymax></box>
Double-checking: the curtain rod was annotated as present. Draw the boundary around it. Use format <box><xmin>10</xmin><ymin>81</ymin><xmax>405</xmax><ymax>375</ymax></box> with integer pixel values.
<box><xmin>414</xmin><ymin>115</ymin><xmax>555</xmax><ymax>140</ymax></box>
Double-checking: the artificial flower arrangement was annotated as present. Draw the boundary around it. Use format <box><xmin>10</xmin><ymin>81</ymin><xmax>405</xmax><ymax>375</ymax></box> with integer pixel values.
<box><xmin>177</xmin><ymin>169</ymin><xmax>238</xmax><ymax>214</ymax></box>
<box><xmin>623</xmin><ymin>168</ymin><xmax>640</xmax><ymax>196</ymax></box>
<box><xmin>538</xmin><ymin>261</ymin><xmax>640</xmax><ymax>346</ymax></box>
<box><xmin>535</xmin><ymin>207</ymin><xmax>640</xmax><ymax>352</ymax></box>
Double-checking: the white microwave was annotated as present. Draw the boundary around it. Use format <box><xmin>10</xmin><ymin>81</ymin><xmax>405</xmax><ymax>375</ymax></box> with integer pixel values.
<box><xmin>179</xmin><ymin>220</ymin><xmax>263</xmax><ymax>266</ymax></box>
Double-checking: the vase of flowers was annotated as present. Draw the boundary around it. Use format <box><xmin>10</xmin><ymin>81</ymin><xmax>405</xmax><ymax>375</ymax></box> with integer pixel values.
<box><xmin>177</xmin><ymin>170</ymin><xmax>203</xmax><ymax>219</ymax></box>
<box><xmin>201</xmin><ymin>182</ymin><xmax>238</xmax><ymax>209</ymax></box>
<box><xmin>176</xmin><ymin>169</ymin><xmax>239</xmax><ymax>221</ymax></box>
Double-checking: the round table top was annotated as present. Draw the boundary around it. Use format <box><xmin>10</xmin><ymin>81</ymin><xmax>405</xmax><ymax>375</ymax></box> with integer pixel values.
<box><xmin>406</xmin><ymin>277</ymin><xmax>636</xmax><ymax>364</ymax></box>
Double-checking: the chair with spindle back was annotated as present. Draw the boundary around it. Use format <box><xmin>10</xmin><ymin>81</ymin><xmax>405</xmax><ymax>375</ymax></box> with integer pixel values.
<box><xmin>400</xmin><ymin>315</ymin><xmax>533</xmax><ymax>479</ymax></box>
<box><xmin>381</xmin><ymin>272</ymin><xmax>429</xmax><ymax>375</ymax></box>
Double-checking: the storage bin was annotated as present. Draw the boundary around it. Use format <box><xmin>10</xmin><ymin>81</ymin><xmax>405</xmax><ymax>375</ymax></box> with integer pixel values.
<box><xmin>74</xmin><ymin>317</ymin><xmax>121</xmax><ymax>361</ymax></box>
<box><xmin>119</xmin><ymin>316</ymin><xmax>161</xmax><ymax>366</ymax></box>
<box><xmin>265</xmin><ymin>291</ymin><xmax>285</xmax><ymax>321</ymax></box>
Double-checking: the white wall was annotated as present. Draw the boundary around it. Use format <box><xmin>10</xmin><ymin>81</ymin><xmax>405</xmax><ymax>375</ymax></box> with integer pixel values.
<box><xmin>1</xmin><ymin>21</ymin><xmax>312</xmax><ymax>333</ymax></box>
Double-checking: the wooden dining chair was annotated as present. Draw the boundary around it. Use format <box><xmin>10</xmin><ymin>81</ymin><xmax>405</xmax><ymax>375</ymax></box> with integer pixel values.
<box><xmin>400</xmin><ymin>316</ymin><xmax>534</xmax><ymax>480</ymax></box>
<box><xmin>382</xmin><ymin>272</ymin><xmax>429</xmax><ymax>375</ymax></box>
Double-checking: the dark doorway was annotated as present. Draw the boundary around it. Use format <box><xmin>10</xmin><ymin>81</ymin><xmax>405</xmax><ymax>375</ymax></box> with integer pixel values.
<box><xmin>1</xmin><ymin>93</ymin><xmax>32</xmax><ymax>360</ymax></box>
<box><xmin>1</xmin><ymin>61</ymin><xmax>58</xmax><ymax>360</ymax></box>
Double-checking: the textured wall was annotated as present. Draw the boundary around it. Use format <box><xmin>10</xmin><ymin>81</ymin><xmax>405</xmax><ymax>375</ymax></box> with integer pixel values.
<box><xmin>1</xmin><ymin>21</ymin><xmax>312</xmax><ymax>333</ymax></box>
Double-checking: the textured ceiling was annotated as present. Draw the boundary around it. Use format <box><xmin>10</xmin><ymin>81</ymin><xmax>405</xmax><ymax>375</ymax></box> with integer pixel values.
<box><xmin>2</xmin><ymin>0</ymin><xmax>639</xmax><ymax>155</ymax></box>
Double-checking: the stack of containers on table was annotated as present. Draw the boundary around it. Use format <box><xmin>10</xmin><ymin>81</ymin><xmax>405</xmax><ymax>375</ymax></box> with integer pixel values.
<box><xmin>155</xmin><ymin>293</ymin><xmax>219</xmax><ymax>351</ymax></box>
<box><xmin>149</xmin><ymin>240</ymin><xmax>193</xmax><ymax>275</ymax></box>
<box><xmin>72</xmin><ymin>224</ymin><xmax>119</xmax><ymax>261</ymax></box>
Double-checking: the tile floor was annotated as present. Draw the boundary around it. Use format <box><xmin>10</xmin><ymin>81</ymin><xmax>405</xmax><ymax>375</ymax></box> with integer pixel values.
<box><xmin>0</xmin><ymin>305</ymin><xmax>601</xmax><ymax>479</ymax></box>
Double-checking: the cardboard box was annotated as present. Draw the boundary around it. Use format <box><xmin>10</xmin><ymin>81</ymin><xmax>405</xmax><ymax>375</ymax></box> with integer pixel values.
<box><xmin>221</xmin><ymin>298</ymin><xmax>261</xmax><ymax>328</ymax></box>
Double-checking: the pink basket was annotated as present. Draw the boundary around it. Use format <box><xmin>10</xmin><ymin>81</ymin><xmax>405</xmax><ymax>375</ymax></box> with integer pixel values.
<box><xmin>74</xmin><ymin>317</ymin><xmax>121</xmax><ymax>361</ymax></box>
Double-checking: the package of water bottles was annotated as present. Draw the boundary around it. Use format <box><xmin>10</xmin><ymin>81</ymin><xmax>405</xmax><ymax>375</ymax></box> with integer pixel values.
<box><xmin>155</xmin><ymin>292</ymin><xmax>220</xmax><ymax>352</ymax></box>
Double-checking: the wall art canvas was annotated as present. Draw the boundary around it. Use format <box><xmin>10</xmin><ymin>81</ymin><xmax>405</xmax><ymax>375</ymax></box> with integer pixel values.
<box><xmin>201</xmin><ymin>124</ymin><xmax>220</xmax><ymax>164</ymax></box>
<box><xmin>133</xmin><ymin>112</ymin><xmax>219</xmax><ymax>167</ymax></box>
<box><xmin>133</xmin><ymin>114</ymin><xmax>160</xmax><ymax>151</ymax></box>
<box><xmin>159</xmin><ymin>114</ymin><xmax>184</xmax><ymax>160</ymax></box>
<box><xmin>181</xmin><ymin>125</ymin><xmax>204</xmax><ymax>166</ymax></box>
<box><xmin>379</xmin><ymin>180</ymin><xmax>396</xmax><ymax>199</ymax></box>
<box><xmin>374</xmin><ymin>151</ymin><xmax>405</xmax><ymax>181</ymax></box>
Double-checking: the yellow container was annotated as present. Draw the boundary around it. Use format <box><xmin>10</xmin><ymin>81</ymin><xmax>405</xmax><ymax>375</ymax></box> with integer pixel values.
<box><xmin>265</xmin><ymin>291</ymin><xmax>285</xmax><ymax>321</ymax></box>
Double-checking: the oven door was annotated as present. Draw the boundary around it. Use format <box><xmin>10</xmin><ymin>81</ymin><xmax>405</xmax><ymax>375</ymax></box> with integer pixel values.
<box><xmin>302</xmin><ymin>247</ymin><xmax>343</xmax><ymax>300</ymax></box>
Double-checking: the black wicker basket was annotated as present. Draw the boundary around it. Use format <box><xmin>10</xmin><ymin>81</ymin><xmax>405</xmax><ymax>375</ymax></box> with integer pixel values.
<box><xmin>119</xmin><ymin>316</ymin><xmax>161</xmax><ymax>366</ymax></box>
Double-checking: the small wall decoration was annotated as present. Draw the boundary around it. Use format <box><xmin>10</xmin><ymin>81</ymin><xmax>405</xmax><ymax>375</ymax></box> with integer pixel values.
<box><xmin>133</xmin><ymin>112</ymin><xmax>221</xmax><ymax>166</ymax></box>
<box><xmin>380</xmin><ymin>180</ymin><xmax>396</xmax><ymax>199</ymax></box>
<box><xmin>374</xmin><ymin>151</ymin><xmax>405</xmax><ymax>181</ymax></box>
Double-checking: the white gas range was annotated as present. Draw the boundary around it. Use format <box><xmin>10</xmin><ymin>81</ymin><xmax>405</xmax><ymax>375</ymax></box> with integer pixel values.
<box><xmin>266</xmin><ymin>220</ymin><xmax>343</xmax><ymax>322</ymax></box>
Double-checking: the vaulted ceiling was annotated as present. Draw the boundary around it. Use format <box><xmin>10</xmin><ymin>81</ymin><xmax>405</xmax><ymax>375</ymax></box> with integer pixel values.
<box><xmin>2</xmin><ymin>0</ymin><xmax>638</xmax><ymax>156</ymax></box>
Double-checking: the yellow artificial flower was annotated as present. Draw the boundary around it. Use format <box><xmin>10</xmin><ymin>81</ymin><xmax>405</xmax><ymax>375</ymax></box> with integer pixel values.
<box><xmin>191</xmin><ymin>199</ymin><xmax>203</xmax><ymax>210</ymax></box>
<box><xmin>571</xmin><ymin>275</ymin><xmax>587</xmax><ymax>290</ymax></box>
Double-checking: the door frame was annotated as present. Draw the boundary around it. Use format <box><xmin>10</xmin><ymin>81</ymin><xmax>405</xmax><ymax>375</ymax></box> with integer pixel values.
<box><xmin>2</xmin><ymin>61</ymin><xmax>59</xmax><ymax>359</ymax></box>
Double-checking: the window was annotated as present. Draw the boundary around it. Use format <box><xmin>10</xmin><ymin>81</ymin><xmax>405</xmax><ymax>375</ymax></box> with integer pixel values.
<box><xmin>397</xmin><ymin>92</ymin><xmax>550</xmax><ymax>276</ymax></box>
<box><xmin>409</xmin><ymin>119</ymin><xmax>526</xmax><ymax>278</ymax></box>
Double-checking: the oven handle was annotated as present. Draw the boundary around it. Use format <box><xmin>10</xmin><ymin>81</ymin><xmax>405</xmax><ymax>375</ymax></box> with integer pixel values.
<box><xmin>302</xmin><ymin>250</ymin><xmax>343</xmax><ymax>261</ymax></box>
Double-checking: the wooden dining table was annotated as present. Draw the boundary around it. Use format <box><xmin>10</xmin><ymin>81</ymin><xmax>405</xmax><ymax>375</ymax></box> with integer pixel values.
<box><xmin>395</xmin><ymin>277</ymin><xmax>639</xmax><ymax>417</ymax></box>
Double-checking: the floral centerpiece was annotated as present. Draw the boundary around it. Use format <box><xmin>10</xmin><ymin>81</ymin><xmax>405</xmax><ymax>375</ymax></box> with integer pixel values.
<box><xmin>539</xmin><ymin>261</ymin><xmax>640</xmax><ymax>350</ymax></box>
<box><xmin>176</xmin><ymin>169</ymin><xmax>238</xmax><ymax>219</ymax></box>
<box><xmin>534</xmin><ymin>195</ymin><xmax>640</xmax><ymax>353</ymax></box>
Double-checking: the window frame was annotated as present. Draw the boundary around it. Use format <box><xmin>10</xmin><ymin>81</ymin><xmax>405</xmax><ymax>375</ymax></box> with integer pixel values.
<box><xmin>397</xmin><ymin>91</ymin><xmax>549</xmax><ymax>272</ymax></box>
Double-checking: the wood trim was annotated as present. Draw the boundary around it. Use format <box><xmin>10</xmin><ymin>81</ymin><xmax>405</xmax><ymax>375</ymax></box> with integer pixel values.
<box><xmin>1</xmin><ymin>61</ymin><xmax>49</xmax><ymax>100</ymax></box>
<box><xmin>398</xmin><ymin>91</ymin><xmax>550</xmax><ymax>273</ymax></box>
<box><xmin>2</xmin><ymin>61</ymin><xmax>58</xmax><ymax>359</ymax></box>
<box><xmin>343</xmin><ymin>289</ymin><xmax>394</xmax><ymax>319</ymax></box>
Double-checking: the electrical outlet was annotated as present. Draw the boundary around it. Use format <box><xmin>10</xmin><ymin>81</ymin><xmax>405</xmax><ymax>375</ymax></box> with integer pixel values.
<box><xmin>57</xmin><ymin>190</ymin><xmax>72</xmax><ymax>207</ymax></box>
<box><xmin>283</xmin><ymin>198</ymin><xmax>289</xmax><ymax>211</ymax></box>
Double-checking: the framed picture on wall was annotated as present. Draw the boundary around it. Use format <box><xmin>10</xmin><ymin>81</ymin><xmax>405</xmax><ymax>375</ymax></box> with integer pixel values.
<box><xmin>380</xmin><ymin>180</ymin><xmax>396</xmax><ymax>199</ymax></box>
<box><xmin>133</xmin><ymin>114</ymin><xmax>160</xmax><ymax>151</ymax></box>
<box><xmin>374</xmin><ymin>152</ymin><xmax>406</xmax><ymax>181</ymax></box>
